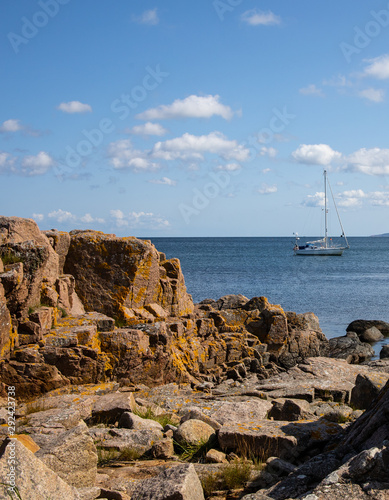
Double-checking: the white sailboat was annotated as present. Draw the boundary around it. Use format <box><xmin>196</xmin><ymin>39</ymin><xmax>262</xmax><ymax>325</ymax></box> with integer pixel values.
<box><xmin>293</xmin><ymin>170</ymin><xmax>349</xmax><ymax>256</ymax></box>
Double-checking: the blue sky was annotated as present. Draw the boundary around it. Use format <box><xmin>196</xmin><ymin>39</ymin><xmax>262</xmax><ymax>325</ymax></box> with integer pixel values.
<box><xmin>2</xmin><ymin>0</ymin><xmax>389</xmax><ymax>236</ymax></box>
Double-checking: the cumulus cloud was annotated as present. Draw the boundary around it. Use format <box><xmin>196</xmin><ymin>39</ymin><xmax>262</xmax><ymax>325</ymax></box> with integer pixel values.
<box><xmin>128</xmin><ymin>122</ymin><xmax>168</xmax><ymax>136</ymax></box>
<box><xmin>357</xmin><ymin>88</ymin><xmax>385</xmax><ymax>102</ymax></box>
<box><xmin>148</xmin><ymin>177</ymin><xmax>176</xmax><ymax>186</ymax></box>
<box><xmin>133</xmin><ymin>8</ymin><xmax>159</xmax><ymax>25</ymax></box>
<box><xmin>303</xmin><ymin>191</ymin><xmax>325</xmax><ymax>207</ymax></box>
<box><xmin>258</xmin><ymin>183</ymin><xmax>277</xmax><ymax>195</ymax></box>
<box><xmin>108</xmin><ymin>139</ymin><xmax>159</xmax><ymax>171</ymax></box>
<box><xmin>136</xmin><ymin>95</ymin><xmax>234</xmax><ymax>121</ymax></box>
<box><xmin>0</xmin><ymin>119</ymin><xmax>23</xmax><ymax>133</ymax></box>
<box><xmin>362</xmin><ymin>54</ymin><xmax>389</xmax><ymax>80</ymax></box>
<box><xmin>48</xmin><ymin>209</ymin><xmax>76</xmax><ymax>223</ymax></box>
<box><xmin>57</xmin><ymin>101</ymin><xmax>92</xmax><ymax>114</ymax></box>
<box><xmin>110</xmin><ymin>209</ymin><xmax>169</xmax><ymax>229</ymax></box>
<box><xmin>344</xmin><ymin>147</ymin><xmax>389</xmax><ymax>175</ymax></box>
<box><xmin>260</xmin><ymin>147</ymin><xmax>277</xmax><ymax>158</ymax></box>
<box><xmin>21</xmin><ymin>151</ymin><xmax>55</xmax><ymax>176</ymax></box>
<box><xmin>299</xmin><ymin>84</ymin><xmax>325</xmax><ymax>97</ymax></box>
<box><xmin>152</xmin><ymin>132</ymin><xmax>250</xmax><ymax>162</ymax></box>
<box><xmin>241</xmin><ymin>9</ymin><xmax>281</xmax><ymax>26</ymax></box>
<box><xmin>32</xmin><ymin>213</ymin><xmax>44</xmax><ymax>222</ymax></box>
<box><xmin>292</xmin><ymin>144</ymin><xmax>342</xmax><ymax>166</ymax></box>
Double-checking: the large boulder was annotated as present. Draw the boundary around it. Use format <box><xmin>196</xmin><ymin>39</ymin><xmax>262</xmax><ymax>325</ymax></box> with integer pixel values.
<box><xmin>131</xmin><ymin>463</ymin><xmax>205</xmax><ymax>500</ymax></box>
<box><xmin>346</xmin><ymin>319</ymin><xmax>389</xmax><ymax>337</ymax></box>
<box><xmin>0</xmin><ymin>438</ymin><xmax>80</xmax><ymax>499</ymax></box>
<box><xmin>327</xmin><ymin>332</ymin><xmax>374</xmax><ymax>364</ymax></box>
<box><xmin>35</xmin><ymin>421</ymin><xmax>97</xmax><ymax>488</ymax></box>
<box><xmin>63</xmin><ymin>230</ymin><xmax>194</xmax><ymax>320</ymax></box>
<box><xmin>0</xmin><ymin>216</ymin><xmax>60</xmax><ymax>317</ymax></box>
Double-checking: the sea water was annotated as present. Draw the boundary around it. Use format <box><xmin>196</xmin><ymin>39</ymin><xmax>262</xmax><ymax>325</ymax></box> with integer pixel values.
<box><xmin>148</xmin><ymin>237</ymin><xmax>389</xmax><ymax>357</ymax></box>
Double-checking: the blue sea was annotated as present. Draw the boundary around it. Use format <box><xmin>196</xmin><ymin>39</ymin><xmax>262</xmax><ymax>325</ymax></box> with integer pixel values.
<box><xmin>148</xmin><ymin>237</ymin><xmax>389</xmax><ymax>357</ymax></box>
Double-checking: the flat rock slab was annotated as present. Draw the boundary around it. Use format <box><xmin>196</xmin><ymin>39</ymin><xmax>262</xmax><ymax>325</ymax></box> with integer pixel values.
<box><xmin>0</xmin><ymin>438</ymin><xmax>80</xmax><ymax>500</ymax></box>
<box><xmin>218</xmin><ymin>418</ymin><xmax>343</xmax><ymax>462</ymax></box>
<box><xmin>131</xmin><ymin>463</ymin><xmax>205</xmax><ymax>500</ymax></box>
<box><xmin>255</xmin><ymin>357</ymin><xmax>383</xmax><ymax>403</ymax></box>
<box><xmin>209</xmin><ymin>400</ymin><xmax>273</xmax><ymax>425</ymax></box>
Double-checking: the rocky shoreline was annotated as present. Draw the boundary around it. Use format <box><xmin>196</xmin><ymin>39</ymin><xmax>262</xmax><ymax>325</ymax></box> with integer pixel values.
<box><xmin>0</xmin><ymin>216</ymin><xmax>388</xmax><ymax>499</ymax></box>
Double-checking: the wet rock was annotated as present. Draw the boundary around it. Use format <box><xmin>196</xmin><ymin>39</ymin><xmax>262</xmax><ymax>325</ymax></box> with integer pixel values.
<box><xmin>327</xmin><ymin>333</ymin><xmax>374</xmax><ymax>364</ymax></box>
<box><xmin>131</xmin><ymin>463</ymin><xmax>204</xmax><ymax>500</ymax></box>
<box><xmin>347</xmin><ymin>319</ymin><xmax>389</xmax><ymax>337</ymax></box>
<box><xmin>361</xmin><ymin>326</ymin><xmax>384</xmax><ymax>343</ymax></box>
<box><xmin>380</xmin><ymin>344</ymin><xmax>389</xmax><ymax>359</ymax></box>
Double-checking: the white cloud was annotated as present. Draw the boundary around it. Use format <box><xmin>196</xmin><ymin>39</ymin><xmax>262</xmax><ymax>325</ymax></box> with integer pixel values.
<box><xmin>108</xmin><ymin>139</ymin><xmax>159</xmax><ymax>171</ymax></box>
<box><xmin>133</xmin><ymin>8</ymin><xmax>159</xmax><ymax>25</ymax></box>
<box><xmin>0</xmin><ymin>152</ymin><xmax>15</xmax><ymax>171</ymax></box>
<box><xmin>48</xmin><ymin>209</ymin><xmax>76</xmax><ymax>223</ymax></box>
<box><xmin>362</xmin><ymin>54</ymin><xmax>389</xmax><ymax>80</ymax></box>
<box><xmin>57</xmin><ymin>101</ymin><xmax>92</xmax><ymax>114</ymax></box>
<box><xmin>110</xmin><ymin>209</ymin><xmax>169</xmax><ymax>229</ymax></box>
<box><xmin>357</xmin><ymin>88</ymin><xmax>385</xmax><ymax>103</ymax></box>
<box><xmin>136</xmin><ymin>95</ymin><xmax>234</xmax><ymax>121</ymax></box>
<box><xmin>32</xmin><ymin>213</ymin><xmax>44</xmax><ymax>222</ymax></box>
<box><xmin>262</xmin><ymin>168</ymin><xmax>271</xmax><ymax>174</ymax></box>
<box><xmin>260</xmin><ymin>146</ymin><xmax>277</xmax><ymax>158</ymax></box>
<box><xmin>149</xmin><ymin>177</ymin><xmax>176</xmax><ymax>186</ymax></box>
<box><xmin>216</xmin><ymin>163</ymin><xmax>241</xmax><ymax>172</ymax></box>
<box><xmin>344</xmin><ymin>147</ymin><xmax>389</xmax><ymax>175</ymax></box>
<box><xmin>258</xmin><ymin>183</ymin><xmax>277</xmax><ymax>195</ymax></box>
<box><xmin>241</xmin><ymin>9</ymin><xmax>281</xmax><ymax>26</ymax></box>
<box><xmin>322</xmin><ymin>75</ymin><xmax>351</xmax><ymax>87</ymax></box>
<box><xmin>303</xmin><ymin>191</ymin><xmax>325</xmax><ymax>207</ymax></box>
<box><xmin>21</xmin><ymin>151</ymin><xmax>54</xmax><ymax>175</ymax></box>
<box><xmin>292</xmin><ymin>144</ymin><xmax>342</xmax><ymax>166</ymax></box>
<box><xmin>299</xmin><ymin>84</ymin><xmax>325</xmax><ymax>97</ymax></box>
<box><xmin>0</xmin><ymin>119</ymin><xmax>23</xmax><ymax>133</ymax></box>
<box><xmin>152</xmin><ymin>132</ymin><xmax>250</xmax><ymax>162</ymax></box>
<box><xmin>128</xmin><ymin>122</ymin><xmax>168</xmax><ymax>136</ymax></box>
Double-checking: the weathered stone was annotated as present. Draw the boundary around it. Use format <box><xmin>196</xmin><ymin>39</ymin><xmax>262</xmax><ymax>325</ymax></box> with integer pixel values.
<box><xmin>268</xmin><ymin>398</ymin><xmax>314</xmax><ymax>421</ymax></box>
<box><xmin>29</xmin><ymin>306</ymin><xmax>53</xmax><ymax>333</ymax></box>
<box><xmin>43</xmin><ymin>229</ymin><xmax>70</xmax><ymax>274</ymax></box>
<box><xmin>350</xmin><ymin>372</ymin><xmax>389</xmax><ymax>410</ymax></box>
<box><xmin>0</xmin><ymin>216</ymin><xmax>60</xmax><ymax>316</ymax></box>
<box><xmin>361</xmin><ymin>326</ymin><xmax>384</xmax><ymax>343</ymax></box>
<box><xmin>210</xmin><ymin>400</ymin><xmax>272</xmax><ymax>426</ymax></box>
<box><xmin>0</xmin><ymin>438</ymin><xmax>80</xmax><ymax>499</ymax></box>
<box><xmin>218</xmin><ymin>418</ymin><xmax>343</xmax><ymax>462</ymax></box>
<box><xmin>88</xmin><ymin>392</ymin><xmax>137</xmax><ymax>425</ymax></box>
<box><xmin>131</xmin><ymin>463</ymin><xmax>205</xmax><ymax>500</ymax></box>
<box><xmin>380</xmin><ymin>344</ymin><xmax>389</xmax><ymax>359</ymax></box>
<box><xmin>90</xmin><ymin>427</ymin><xmax>163</xmax><ymax>457</ymax></box>
<box><xmin>151</xmin><ymin>437</ymin><xmax>175</xmax><ymax>459</ymax></box>
<box><xmin>0</xmin><ymin>283</ymin><xmax>12</xmax><ymax>359</ymax></box>
<box><xmin>180</xmin><ymin>407</ymin><xmax>222</xmax><ymax>430</ymax></box>
<box><xmin>64</xmin><ymin>230</ymin><xmax>193</xmax><ymax>319</ymax></box>
<box><xmin>347</xmin><ymin>319</ymin><xmax>389</xmax><ymax>337</ymax></box>
<box><xmin>36</xmin><ymin>421</ymin><xmax>97</xmax><ymax>488</ymax></box>
<box><xmin>216</xmin><ymin>294</ymin><xmax>250</xmax><ymax>310</ymax></box>
<box><xmin>174</xmin><ymin>419</ymin><xmax>216</xmax><ymax>446</ymax></box>
<box><xmin>206</xmin><ymin>448</ymin><xmax>228</xmax><ymax>463</ymax></box>
<box><xmin>118</xmin><ymin>412</ymin><xmax>163</xmax><ymax>432</ymax></box>
<box><xmin>327</xmin><ymin>333</ymin><xmax>374</xmax><ymax>364</ymax></box>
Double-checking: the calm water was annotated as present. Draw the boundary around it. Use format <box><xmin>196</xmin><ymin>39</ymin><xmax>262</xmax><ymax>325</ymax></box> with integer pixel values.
<box><xmin>148</xmin><ymin>237</ymin><xmax>389</xmax><ymax>356</ymax></box>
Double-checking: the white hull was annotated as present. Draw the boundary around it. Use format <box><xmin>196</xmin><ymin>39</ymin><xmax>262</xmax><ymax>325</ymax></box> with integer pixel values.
<box><xmin>294</xmin><ymin>247</ymin><xmax>345</xmax><ymax>256</ymax></box>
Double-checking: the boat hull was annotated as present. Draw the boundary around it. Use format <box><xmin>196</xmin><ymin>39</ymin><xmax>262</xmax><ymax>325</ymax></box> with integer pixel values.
<box><xmin>294</xmin><ymin>247</ymin><xmax>345</xmax><ymax>256</ymax></box>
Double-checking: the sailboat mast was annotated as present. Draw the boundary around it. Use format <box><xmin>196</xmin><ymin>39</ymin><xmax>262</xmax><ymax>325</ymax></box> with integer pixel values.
<box><xmin>324</xmin><ymin>169</ymin><xmax>328</xmax><ymax>248</ymax></box>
